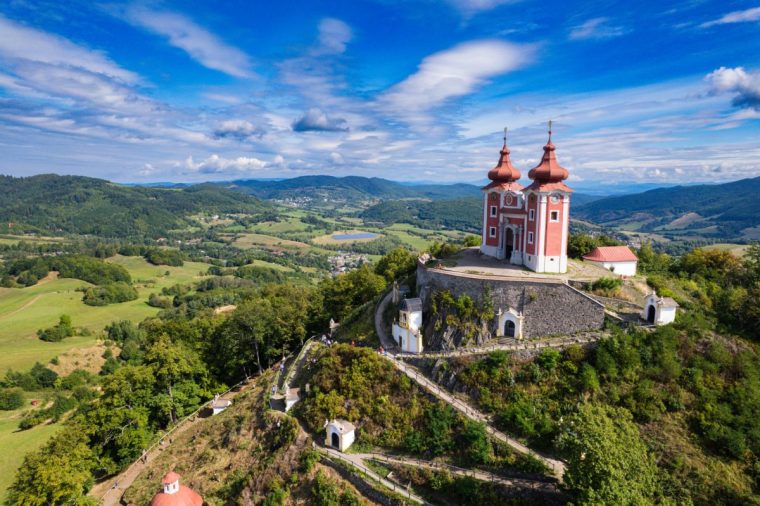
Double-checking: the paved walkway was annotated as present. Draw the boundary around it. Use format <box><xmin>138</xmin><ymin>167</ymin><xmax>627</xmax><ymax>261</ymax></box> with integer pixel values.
<box><xmin>395</xmin><ymin>333</ymin><xmax>603</xmax><ymax>359</ymax></box>
<box><xmin>354</xmin><ymin>452</ymin><xmax>559</xmax><ymax>493</ymax></box>
<box><xmin>374</xmin><ymin>289</ymin><xmax>399</xmax><ymax>351</ymax></box>
<box><xmin>382</xmin><ymin>355</ymin><xmax>566</xmax><ymax>481</ymax></box>
<box><xmin>318</xmin><ymin>445</ymin><xmax>429</xmax><ymax>505</ymax></box>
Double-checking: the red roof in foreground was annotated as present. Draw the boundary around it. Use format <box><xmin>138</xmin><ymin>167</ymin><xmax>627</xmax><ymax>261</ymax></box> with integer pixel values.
<box><xmin>583</xmin><ymin>246</ymin><xmax>638</xmax><ymax>263</ymax></box>
<box><xmin>150</xmin><ymin>486</ymin><xmax>203</xmax><ymax>506</ymax></box>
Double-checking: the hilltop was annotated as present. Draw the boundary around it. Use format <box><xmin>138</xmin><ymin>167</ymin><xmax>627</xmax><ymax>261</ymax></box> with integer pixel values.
<box><xmin>0</xmin><ymin>174</ymin><xmax>270</xmax><ymax>238</ymax></box>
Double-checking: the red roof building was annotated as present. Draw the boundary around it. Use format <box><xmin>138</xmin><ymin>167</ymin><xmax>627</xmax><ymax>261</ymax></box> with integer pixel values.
<box><xmin>480</xmin><ymin>123</ymin><xmax>573</xmax><ymax>274</ymax></box>
<box><xmin>149</xmin><ymin>472</ymin><xmax>203</xmax><ymax>506</ymax></box>
<box><xmin>582</xmin><ymin>246</ymin><xmax>638</xmax><ymax>262</ymax></box>
<box><xmin>582</xmin><ymin>246</ymin><xmax>638</xmax><ymax>276</ymax></box>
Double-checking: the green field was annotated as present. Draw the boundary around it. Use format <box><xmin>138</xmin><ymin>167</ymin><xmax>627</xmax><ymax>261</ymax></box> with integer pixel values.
<box><xmin>703</xmin><ymin>243</ymin><xmax>751</xmax><ymax>257</ymax></box>
<box><xmin>0</xmin><ymin>256</ymin><xmax>211</xmax><ymax>500</ymax></box>
<box><xmin>0</xmin><ymin>408</ymin><xmax>62</xmax><ymax>501</ymax></box>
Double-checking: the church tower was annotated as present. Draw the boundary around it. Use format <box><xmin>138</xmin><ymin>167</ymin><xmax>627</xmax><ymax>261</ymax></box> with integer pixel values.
<box><xmin>522</xmin><ymin>122</ymin><xmax>572</xmax><ymax>273</ymax></box>
<box><xmin>479</xmin><ymin>123</ymin><xmax>573</xmax><ymax>274</ymax></box>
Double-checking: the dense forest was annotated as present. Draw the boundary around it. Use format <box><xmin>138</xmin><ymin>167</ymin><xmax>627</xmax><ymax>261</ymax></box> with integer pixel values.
<box><xmin>0</xmin><ymin>175</ymin><xmax>270</xmax><ymax>238</ymax></box>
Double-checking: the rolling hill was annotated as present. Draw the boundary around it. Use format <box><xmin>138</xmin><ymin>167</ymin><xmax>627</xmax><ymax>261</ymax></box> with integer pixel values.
<box><xmin>574</xmin><ymin>176</ymin><xmax>760</xmax><ymax>241</ymax></box>
<box><xmin>0</xmin><ymin>174</ymin><xmax>270</xmax><ymax>238</ymax></box>
<box><xmin>219</xmin><ymin>175</ymin><xmax>484</xmax><ymax>201</ymax></box>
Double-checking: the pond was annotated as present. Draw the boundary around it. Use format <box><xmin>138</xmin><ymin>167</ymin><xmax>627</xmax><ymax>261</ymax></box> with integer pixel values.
<box><xmin>331</xmin><ymin>232</ymin><xmax>380</xmax><ymax>241</ymax></box>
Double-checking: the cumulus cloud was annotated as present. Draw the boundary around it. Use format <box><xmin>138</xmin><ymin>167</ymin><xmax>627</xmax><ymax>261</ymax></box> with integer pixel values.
<box><xmin>700</xmin><ymin>7</ymin><xmax>760</xmax><ymax>28</ymax></box>
<box><xmin>124</xmin><ymin>7</ymin><xmax>254</xmax><ymax>78</ymax></box>
<box><xmin>292</xmin><ymin>108</ymin><xmax>349</xmax><ymax>132</ymax></box>
<box><xmin>181</xmin><ymin>154</ymin><xmax>270</xmax><ymax>174</ymax></box>
<box><xmin>381</xmin><ymin>40</ymin><xmax>532</xmax><ymax>115</ymax></box>
<box><xmin>706</xmin><ymin>67</ymin><xmax>760</xmax><ymax>110</ymax></box>
<box><xmin>569</xmin><ymin>18</ymin><xmax>627</xmax><ymax>40</ymax></box>
<box><xmin>212</xmin><ymin>120</ymin><xmax>261</xmax><ymax>141</ymax></box>
<box><xmin>317</xmin><ymin>18</ymin><xmax>352</xmax><ymax>54</ymax></box>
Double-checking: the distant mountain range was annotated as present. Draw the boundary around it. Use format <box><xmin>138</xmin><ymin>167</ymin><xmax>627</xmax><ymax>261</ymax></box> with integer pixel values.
<box><xmin>217</xmin><ymin>175</ymin><xmax>484</xmax><ymax>201</ymax></box>
<box><xmin>0</xmin><ymin>174</ymin><xmax>269</xmax><ymax>238</ymax></box>
<box><xmin>574</xmin><ymin>176</ymin><xmax>760</xmax><ymax>241</ymax></box>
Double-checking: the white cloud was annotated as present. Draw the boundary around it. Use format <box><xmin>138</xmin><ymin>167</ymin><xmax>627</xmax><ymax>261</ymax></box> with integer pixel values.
<box><xmin>181</xmin><ymin>154</ymin><xmax>270</xmax><ymax>173</ymax></box>
<box><xmin>0</xmin><ymin>15</ymin><xmax>138</xmax><ymax>83</ymax></box>
<box><xmin>706</xmin><ymin>66</ymin><xmax>760</xmax><ymax>110</ymax></box>
<box><xmin>446</xmin><ymin>0</ymin><xmax>516</xmax><ymax>15</ymax></box>
<box><xmin>329</xmin><ymin>152</ymin><xmax>345</xmax><ymax>164</ymax></box>
<box><xmin>317</xmin><ymin>18</ymin><xmax>352</xmax><ymax>54</ymax></box>
<box><xmin>381</xmin><ymin>40</ymin><xmax>533</xmax><ymax>117</ymax></box>
<box><xmin>569</xmin><ymin>17</ymin><xmax>627</xmax><ymax>40</ymax></box>
<box><xmin>125</xmin><ymin>7</ymin><xmax>253</xmax><ymax>78</ymax></box>
<box><xmin>700</xmin><ymin>6</ymin><xmax>760</xmax><ymax>28</ymax></box>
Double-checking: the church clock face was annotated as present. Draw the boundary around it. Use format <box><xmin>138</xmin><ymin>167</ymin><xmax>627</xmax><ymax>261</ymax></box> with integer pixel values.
<box><xmin>550</xmin><ymin>194</ymin><xmax>560</xmax><ymax>204</ymax></box>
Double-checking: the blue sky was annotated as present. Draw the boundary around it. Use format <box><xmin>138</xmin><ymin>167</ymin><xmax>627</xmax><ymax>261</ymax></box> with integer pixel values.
<box><xmin>0</xmin><ymin>0</ymin><xmax>759</xmax><ymax>187</ymax></box>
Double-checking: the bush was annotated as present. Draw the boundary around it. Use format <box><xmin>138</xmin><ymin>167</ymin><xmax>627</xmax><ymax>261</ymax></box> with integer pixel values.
<box><xmin>144</xmin><ymin>248</ymin><xmax>184</xmax><ymax>266</ymax></box>
<box><xmin>0</xmin><ymin>388</ymin><xmax>24</xmax><ymax>410</ymax></box>
<box><xmin>82</xmin><ymin>282</ymin><xmax>138</xmax><ymax>306</ymax></box>
<box><xmin>37</xmin><ymin>315</ymin><xmax>74</xmax><ymax>342</ymax></box>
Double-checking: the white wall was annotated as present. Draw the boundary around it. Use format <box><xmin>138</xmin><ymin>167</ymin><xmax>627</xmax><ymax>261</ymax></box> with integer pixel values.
<box><xmin>586</xmin><ymin>260</ymin><xmax>637</xmax><ymax>277</ymax></box>
<box><xmin>326</xmin><ymin>424</ymin><xmax>355</xmax><ymax>452</ymax></box>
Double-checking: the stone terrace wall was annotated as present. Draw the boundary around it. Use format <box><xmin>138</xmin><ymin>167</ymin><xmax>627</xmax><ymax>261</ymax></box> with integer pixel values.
<box><xmin>417</xmin><ymin>262</ymin><xmax>604</xmax><ymax>341</ymax></box>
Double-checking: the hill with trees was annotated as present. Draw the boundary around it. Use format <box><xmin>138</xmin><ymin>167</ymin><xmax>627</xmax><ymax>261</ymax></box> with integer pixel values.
<box><xmin>219</xmin><ymin>175</ymin><xmax>484</xmax><ymax>202</ymax></box>
<box><xmin>0</xmin><ymin>174</ymin><xmax>270</xmax><ymax>238</ymax></box>
<box><xmin>574</xmin><ymin>176</ymin><xmax>760</xmax><ymax>241</ymax></box>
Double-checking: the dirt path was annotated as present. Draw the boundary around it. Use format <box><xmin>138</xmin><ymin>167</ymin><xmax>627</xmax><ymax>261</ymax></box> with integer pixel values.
<box><xmin>90</xmin><ymin>381</ymin><xmax>252</xmax><ymax>505</ymax></box>
<box><xmin>383</xmin><ymin>355</ymin><xmax>567</xmax><ymax>481</ymax></box>
<box><xmin>0</xmin><ymin>294</ymin><xmax>43</xmax><ymax>320</ymax></box>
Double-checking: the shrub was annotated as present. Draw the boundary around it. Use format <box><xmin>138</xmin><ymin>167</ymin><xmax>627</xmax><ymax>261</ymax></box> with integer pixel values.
<box><xmin>82</xmin><ymin>282</ymin><xmax>138</xmax><ymax>306</ymax></box>
<box><xmin>0</xmin><ymin>388</ymin><xmax>24</xmax><ymax>410</ymax></box>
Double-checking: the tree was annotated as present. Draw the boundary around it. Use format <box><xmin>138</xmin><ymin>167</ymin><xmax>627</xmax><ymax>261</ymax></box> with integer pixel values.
<box><xmin>556</xmin><ymin>403</ymin><xmax>657</xmax><ymax>506</ymax></box>
<box><xmin>374</xmin><ymin>247</ymin><xmax>416</xmax><ymax>282</ymax></box>
<box><xmin>6</xmin><ymin>428</ymin><xmax>96</xmax><ymax>506</ymax></box>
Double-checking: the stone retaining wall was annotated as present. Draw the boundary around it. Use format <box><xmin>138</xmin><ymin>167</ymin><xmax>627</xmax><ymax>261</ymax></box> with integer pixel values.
<box><xmin>417</xmin><ymin>262</ymin><xmax>605</xmax><ymax>344</ymax></box>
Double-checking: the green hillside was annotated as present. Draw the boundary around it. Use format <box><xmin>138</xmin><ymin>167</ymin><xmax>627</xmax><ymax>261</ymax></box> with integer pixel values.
<box><xmin>221</xmin><ymin>175</ymin><xmax>484</xmax><ymax>201</ymax></box>
<box><xmin>0</xmin><ymin>174</ymin><xmax>270</xmax><ymax>238</ymax></box>
<box><xmin>575</xmin><ymin>176</ymin><xmax>760</xmax><ymax>240</ymax></box>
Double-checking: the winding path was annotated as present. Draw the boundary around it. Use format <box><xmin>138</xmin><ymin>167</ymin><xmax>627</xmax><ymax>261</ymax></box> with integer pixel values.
<box><xmin>354</xmin><ymin>452</ymin><xmax>559</xmax><ymax>493</ymax></box>
<box><xmin>374</xmin><ymin>291</ymin><xmax>567</xmax><ymax>481</ymax></box>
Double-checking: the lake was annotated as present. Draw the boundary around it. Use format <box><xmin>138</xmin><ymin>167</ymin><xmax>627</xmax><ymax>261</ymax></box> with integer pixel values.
<box><xmin>331</xmin><ymin>232</ymin><xmax>379</xmax><ymax>241</ymax></box>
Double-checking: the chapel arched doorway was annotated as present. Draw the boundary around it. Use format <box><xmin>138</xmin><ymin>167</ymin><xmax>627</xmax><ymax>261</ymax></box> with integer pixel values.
<box><xmin>331</xmin><ymin>432</ymin><xmax>340</xmax><ymax>448</ymax></box>
<box><xmin>647</xmin><ymin>305</ymin><xmax>656</xmax><ymax>324</ymax></box>
<box><xmin>505</xmin><ymin>320</ymin><xmax>516</xmax><ymax>338</ymax></box>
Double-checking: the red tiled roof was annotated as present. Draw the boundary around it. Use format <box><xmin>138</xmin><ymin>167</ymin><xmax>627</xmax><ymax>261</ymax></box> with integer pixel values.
<box><xmin>150</xmin><ymin>486</ymin><xmax>203</xmax><ymax>506</ymax></box>
<box><xmin>523</xmin><ymin>180</ymin><xmax>573</xmax><ymax>193</ymax></box>
<box><xmin>583</xmin><ymin>246</ymin><xmax>638</xmax><ymax>262</ymax></box>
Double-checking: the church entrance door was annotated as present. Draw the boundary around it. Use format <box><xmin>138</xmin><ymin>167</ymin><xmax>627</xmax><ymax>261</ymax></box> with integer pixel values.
<box><xmin>331</xmin><ymin>432</ymin><xmax>340</xmax><ymax>448</ymax></box>
<box><xmin>505</xmin><ymin>320</ymin><xmax>516</xmax><ymax>338</ymax></box>
<box><xmin>647</xmin><ymin>305</ymin><xmax>656</xmax><ymax>324</ymax></box>
<box><xmin>504</xmin><ymin>228</ymin><xmax>514</xmax><ymax>261</ymax></box>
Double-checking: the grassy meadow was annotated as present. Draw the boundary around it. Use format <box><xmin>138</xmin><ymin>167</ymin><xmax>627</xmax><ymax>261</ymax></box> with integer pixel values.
<box><xmin>0</xmin><ymin>256</ymin><xmax>211</xmax><ymax>500</ymax></box>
